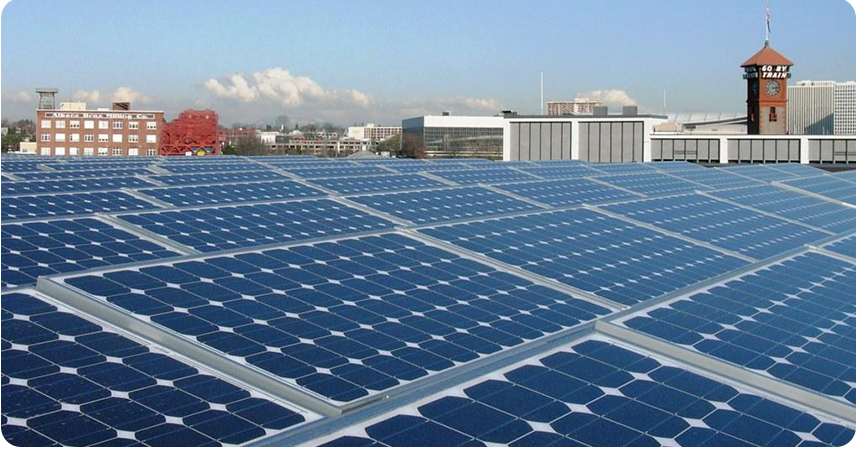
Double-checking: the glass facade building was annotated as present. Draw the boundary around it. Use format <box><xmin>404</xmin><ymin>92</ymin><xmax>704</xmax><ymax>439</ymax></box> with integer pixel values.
<box><xmin>402</xmin><ymin>116</ymin><xmax>505</xmax><ymax>159</ymax></box>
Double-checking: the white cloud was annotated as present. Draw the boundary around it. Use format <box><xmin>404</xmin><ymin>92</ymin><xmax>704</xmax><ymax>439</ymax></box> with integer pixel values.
<box><xmin>204</xmin><ymin>67</ymin><xmax>374</xmax><ymax>108</ymax></box>
<box><xmin>575</xmin><ymin>89</ymin><xmax>638</xmax><ymax>107</ymax></box>
<box><xmin>459</xmin><ymin>97</ymin><xmax>502</xmax><ymax>111</ymax></box>
<box><xmin>112</xmin><ymin>86</ymin><xmax>152</xmax><ymax>104</ymax></box>
<box><xmin>1</xmin><ymin>90</ymin><xmax>32</xmax><ymax>103</ymax></box>
<box><xmin>72</xmin><ymin>90</ymin><xmax>102</xmax><ymax>103</ymax></box>
<box><xmin>394</xmin><ymin>96</ymin><xmax>504</xmax><ymax>118</ymax></box>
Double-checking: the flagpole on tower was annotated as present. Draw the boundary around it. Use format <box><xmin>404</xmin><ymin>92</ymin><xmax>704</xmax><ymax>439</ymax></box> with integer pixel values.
<box><xmin>765</xmin><ymin>0</ymin><xmax>771</xmax><ymax>45</ymax></box>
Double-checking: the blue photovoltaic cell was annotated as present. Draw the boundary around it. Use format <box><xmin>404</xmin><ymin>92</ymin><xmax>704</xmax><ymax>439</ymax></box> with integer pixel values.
<box><xmin>309</xmin><ymin>174</ymin><xmax>447</xmax><ymax>195</ymax></box>
<box><xmin>1</xmin><ymin>161</ymin><xmax>43</xmax><ymax>172</ymax></box>
<box><xmin>61</xmin><ymin>233</ymin><xmax>609</xmax><ymax>403</ymax></box>
<box><xmin>623</xmin><ymin>251</ymin><xmax>856</xmax><ymax>404</ymax></box>
<box><xmin>767</xmin><ymin>164</ymin><xmax>828</xmax><ymax>177</ymax></box>
<box><xmin>779</xmin><ymin>176</ymin><xmax>856</xmax><ymax>205</ymax></box>
<box><xmin>316</xmin><ymin>338</ymin><xmax>854</xmax><ymax>447</ymax></box>
<box><xmin>830</xmin><ymin>171</ymin><xmax>856</xmax><ymax>183</ymax></box>
<box><xmin>282</xmin><ymin>166</ymin><xmax>394</xmax><ymax>179</ymax></box>
<box><xmin>494</xmin><ymin>178</ymin><xmax>639</xmax><ymax>207</ymax></box>
<box><xmin>428</xmin><ymin>169</ymin><xmax>538</xmax><ymax>185</ymax></box>
<box><xmin>161</xmin><ymin>163</ymin><xmax>269</xmax><ymax>173</ymax></box>
<box><xmin>2</xmin><ymin>192</ymin><xmax>159</xmax><ymax>221</ymax></box>
<box><xmin>710</xmin><ymin>185</ymin><xmax>856</xmax><ymax>233</ymax></box>
<box><xmin>718</xmin><ymin>165</ymin><xmax>800</xmax><ymax>182</ymax></box>
<box><xmin>822</xmin><ymin>235</ymin><xmax>856</xmax><ymax>259</ymax></box>
<box><xmin>0</xmin><ymin>291</ymin><xmax>311</xmax><ymax>446</ymax></box>
<box><xmin>591</xmin><ymin>163</ymin><xmax>659</xmax><ymax>175</ymax></box>
<box><xmin>13</xmin><ymin>168</ymin><xmax>156</xmax><ymax>180</ymax></box>
<box><xmin>517</xmin><ymin>165</ymin><xmax>603</xmax><ymax>179</ymax></box>
<box><xmin>118</xmin><ymin>199</ymin><xmax>395</xmax><ymax>253</ymax></box>
<box><xmin>149</xmin><ymin>171</ymin><xmax>289</xmax><ymax>186</ymax></box>
<box><xmin>2</xmin><ymin>218</ymin><xmax>181</xmax><ymax>288</ymax></box>
<box><xmin>420</xmin><ymin>209</ymin><xmax>748</xmax><ymax>306</ymax></box>
<box><xmin>138</xmin><ymin>180</ymin><xmax>325</xmax><ymax>207</ymax></box>
<box><xmin>602</xmin><ymin>194</ymin><xmax>830</xmax><ymax>260</ymax></box>
<box><xmin>664</xmin><ymin>169</ymin><xmax>762</xmax><ymax>190</ymax></box>
<box><xmin>388</xmin><ymin>163</ymin><xmax>473</xmax><ymax>173</ymax></box>
<box><xmin>647</xmin><ymin>161</ymin><xmax>707</xmax><ymax>172</ymax></box>
<box><xmin>348</xmin><ymin>186</ymin><xmax>540</xmax><ymax>225</ymax></box>
<box><xmin>497</xmin><ymin>161</ymin><xmax>536</xmax><ymax>167</ymax></box>
<box><xmin>593</xmin><ymin>172</ymin><xmax>704</xmax><ymax>196</ymax></box>
<box><xmin>44</xmin><ymin>162</ymin><xmax>155</xmax><ymax>171</ymax></box>
<box><xmin>2</xmin><ymin>177</ymin><xmax>157</xmax><ymax>196</ymax></box>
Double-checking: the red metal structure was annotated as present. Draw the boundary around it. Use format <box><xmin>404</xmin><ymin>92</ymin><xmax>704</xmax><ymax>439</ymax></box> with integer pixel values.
<box><xmin>160</xmin><ymin>109</ymin><xmax>220</xmax><ymax>156</ymax></box>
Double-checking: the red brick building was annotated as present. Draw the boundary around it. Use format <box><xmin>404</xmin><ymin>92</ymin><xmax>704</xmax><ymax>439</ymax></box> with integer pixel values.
<box><xmin>36</xmin><ymin>102</ymin><xmax>164</xmax><ymax>156</ymax></box>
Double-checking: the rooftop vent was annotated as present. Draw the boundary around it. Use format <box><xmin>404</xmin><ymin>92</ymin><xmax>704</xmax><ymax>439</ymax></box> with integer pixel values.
<box><xmin>592</xmin><ymin>106</ymin><xmax>609</xmax><ymax>117</ymax></box>
<box><xmin>622</xmin><ymin>105</ymin><xmax>638</xmax><ymax>116</ymax></box>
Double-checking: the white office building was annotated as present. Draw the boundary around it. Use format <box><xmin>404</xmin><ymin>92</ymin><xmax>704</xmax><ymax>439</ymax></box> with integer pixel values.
<box><xmin>787</xmin><ymin>80</ymin><xmax>856</xmax><ymax>136</ymax></box>
<box><xmin>835</xmin><ymin>82</ymin><xmax>856</xmax><ymax>136</ymax></box>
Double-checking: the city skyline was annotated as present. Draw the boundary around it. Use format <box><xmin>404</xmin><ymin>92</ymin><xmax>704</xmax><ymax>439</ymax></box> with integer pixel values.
<box><xmin>1</xmin><ymin>0</ymin><xmax>856</xmax><ymax>126</ymax></box>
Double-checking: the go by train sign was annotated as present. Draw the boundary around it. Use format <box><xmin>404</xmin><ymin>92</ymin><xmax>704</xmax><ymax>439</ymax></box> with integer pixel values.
<box><xmin>743</xmin><ymin>65</ymin><xmax>791</xmax><ymax>79</ymax></box>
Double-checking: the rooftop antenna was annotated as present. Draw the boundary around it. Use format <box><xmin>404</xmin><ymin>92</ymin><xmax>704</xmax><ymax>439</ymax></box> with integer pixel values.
<box><xmin>35</xmin><ymin>88</ymin><xmax>58</xmax><ymax>109</ymax></box>
<box><xmin>662</xmin><ymin>88</ymin><xmax>666</xmax><ymax>114</ymax></box>
<box><xmin>540</xmin><ymin>72</ymin><xmax>545</xmax><ymax>115</ymax></box>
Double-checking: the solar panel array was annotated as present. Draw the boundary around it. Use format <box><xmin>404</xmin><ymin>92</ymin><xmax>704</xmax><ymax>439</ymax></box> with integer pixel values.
<box><xmin>1</xmin><ymin>154</ymin><xmax>855</xmax><ymax>446</ymax></box>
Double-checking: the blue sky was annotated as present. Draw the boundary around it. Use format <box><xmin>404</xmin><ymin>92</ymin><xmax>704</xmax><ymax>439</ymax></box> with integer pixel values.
<box><xmin>1</xmin><ymin>0</ymin><xmax>855</xmax><ymax>125</ymax></box>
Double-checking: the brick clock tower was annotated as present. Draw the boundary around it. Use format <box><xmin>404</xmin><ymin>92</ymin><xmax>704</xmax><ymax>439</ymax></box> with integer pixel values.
<box><xmin>741</xmin><ymin>41</ymin><xmax>793</xmax><ymax>135</ymax></box>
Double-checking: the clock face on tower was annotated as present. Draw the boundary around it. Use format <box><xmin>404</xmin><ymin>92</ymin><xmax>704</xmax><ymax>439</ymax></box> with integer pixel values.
<box><xmin>765</xmin><ymin>80</ymin><xmax>781</xmax><ymax>96</ymax></box>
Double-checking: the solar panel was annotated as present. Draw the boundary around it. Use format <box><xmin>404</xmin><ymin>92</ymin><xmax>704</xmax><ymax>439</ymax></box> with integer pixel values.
<box><xmin>44</xmin><ymin>162</ymin><xmax>155</xmax><ymax>171</ymax></box>
<box><xmin>517</xmin><ymin>165</ymin><xmax>603</xmax><ymax>179</ymax></box>
<box><xmin>593</xmin><ymin>173</ymin><xmax>705</xmax><ymax>196</ymax></box>
<box><xmin>1</xmin><ymin>290</ymin><xmax>316</xmax><ymax>446</ymax></box>
<box><xmin>149</xmin><ymin>171</ymin><xmax>289</xmax><ymax>186</ymax></box>
<box><xmin>601</xmin><ymin>194</ymin><xmax>830</xmax><ymax>260</ymax></box>
<box><xmin>647</xmin><ymin>161</ymin><xmax>707</xmax><ymax>171</ymax></box>
<box><xmin>117</xmin><ymin>199</ymin><xmax>395</xmax><ymax>253</ymax></box>
<box><xmin>428</xmin><ymin>168</ymin><xmax>538</xmax><ymax>185</ymax></box>
<box><xmin>281</xmin><ymin>166</ymin><xmax>394</xmax><ymax>179</ymax></box>
<box><xmin>830</xmin><ymin>171</ymin><xmax>856</xmax><ymax>183</ymax></box>
<box><xmin>13</xmin><ymin>168</ymin><xmax>157</xmax><ymax>180</ymax></box>
<box><xmin>620</xmin><ymin>251</ymin><xmax>856</xmax><ymax>404</ymax></box>
<box><xmin>2</xmin><ymin>177</ymin><xmax>157</xmax><ymax>196</ymax></box>
<box><xmin>420</xmin><ymin>208</ymin><xmax>748</xmax><ymax>306</ymax></box>
<box><xmin>664</xmin><ymin>169</ymin><xmax>762</xmax><ymax>190</ymax></box>
<box><xmin>160</xmin><ymin>163</ymin><xmax>269</xmax><ymax>173</ymax></box>
<box><xmin>718</xmin><ymin>165</ymin><xmax>800</xmax><ymax>182</ymax></box>
<box><xmin>1</xmin><ymin>161</ymin><xmax>44</xmax><ymax>172</ymax></box>
<box><xmin>766</xmin><ymin>163</ymin><xmax>828</xmax><ymax>177</ymax></box>
<box><xmin>1</xmin><ymin>156</ymin><xmax>856</xmax><ymax>446</ymax></box>
<box><xmin>138</xmin><ymin>180</ymin><xmax>325</xmax><ymax>207</ymax></box>
<box><xmin>308</xmin><ymin>174</ymin><xmax>447</xmax><ymax>195</ymax></box>
<box><xmin>59</xmin><ymin>233</ymin><xmax>609</xmax><ymax>403</ymax></box>
<box><xmin>591</xmin><ymin>163</ymin><xmax>659</xmax><ymax>175</ymax></box>
<box><xmin>347</xmin><ymin>187</ymin><xmax>541</xmax><ymax>225</ymax></box>
<box><xmin>709</xmin><ymin>185</ymin><xmax>856</xmax><ymax>233</ymax></box>
<box><xmin>2</xmin><ymin>192</ymin><xmax>159</xmax><ymax>221</ymax></box>
<box><xmin>388</xmin><ymin>163</ymin><xmax>474</xmax><ymax>173</ymax></box>
<box><xmin>778</xmin><ymin>176</ymin><xmax>856</xmax><ymax>205</ymax></box>
<box><xmin>2</xmin><ymin>217</ymin><xmax>182</xmax><ymax>288</ymax></box>
<box><xmin>821</xmin><ymin>234</ymin><xmax>856</xmax><ymax>259</ymax></box>
<box><xmin>311</xmin><ymin>336</ymin><xmax>853</xmax><ymax>446</ymax></box>
<box><xmin>493</xmin><ymin>178</ymin><xmax>640</xmax><ymax>207</ymax></box>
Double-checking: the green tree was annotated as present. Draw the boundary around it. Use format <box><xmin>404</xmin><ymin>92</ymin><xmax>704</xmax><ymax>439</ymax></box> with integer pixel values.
<box><xmin>375</xmin><ymin>133</ymin><xmax>401</xmax><ymax>154</ymax></box>
<box><xmin>236</xmin><ymin>136</ymin><xmax>268</xmax><ymax>155</ymax></box>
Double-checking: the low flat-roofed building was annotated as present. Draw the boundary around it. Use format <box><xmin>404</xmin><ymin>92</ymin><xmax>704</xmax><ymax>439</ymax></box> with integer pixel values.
<box><xmin>402</xmin><ymin>115</ymin><xmax>506</xmax><ymax>159</ymax></box>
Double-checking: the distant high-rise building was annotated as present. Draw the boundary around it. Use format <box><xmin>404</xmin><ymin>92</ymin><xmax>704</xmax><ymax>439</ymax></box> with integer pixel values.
<box><xmin>787</xmin><ymin>80</ymin><xmax>856</xmax><ymax>135</ymax></box>
<box><xmin>546</xmin><ymin>98</ymin><xmax>602</xmax><ymax>116</ymax></box>
<box><xmin>835</xmin><ymin>81</ymin><xmax>856</xmax><ymax>136</ymax></box>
